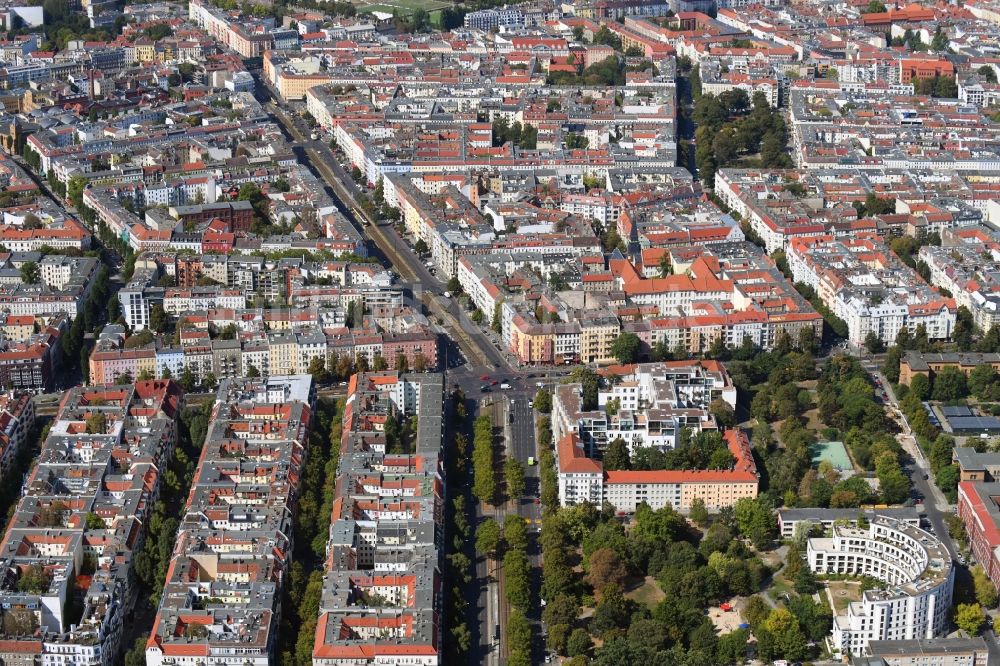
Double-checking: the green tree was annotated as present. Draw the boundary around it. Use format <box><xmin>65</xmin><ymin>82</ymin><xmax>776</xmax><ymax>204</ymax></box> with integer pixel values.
<box><xmin>762</xmin><ymin>608</ymin><xmax>808</xmax><ymax>661</ymax></box>
<box><xmin>864</xmin><ymin>331</ymin><xmax>885</xmax><ymax>354</ymax></box>
<box><xmin>604</xmin><ymin>438</ymin><xmax>630</xmax><ymax>471</ymax></box>
<box><xmin>201</xmin><ymin>372</ymin><xmax>217</xmax><ymax>392</ymax></box>
<box><xmin>733</xmin><ymin>497</ymin><xmax>776</xmax><ymax>549</ymax></box>
<box><xmin>475</xmin><ymin>519</ymin><xmax>501</xmax><ymax>556</ymax></box>
<box><xmin>931</xmin><ymin>366</ymin><xmax>968</xmax><ymax>401</ymax></box>
<box><xmin>969</xmin><ymin>364</ymin><xmax>999</xmax><ymax>400</ymax></box>
<box><xmin>19</xmin><ymin>261</ymin><xmax>39</xmax><ymax>284</ymax></box>
<box><xmin>503</xmin><ymin>513</ymin><xmax>528</xmax><ymax>551</ymax></box>
<box><xmin>505</xmin><ymin>457</ymin><xmax>525</xmax><ymax>499</ymax></box>
<box><xmin>67</xmin><ymin>175</ymin><xmax>88</xmax><ymax>209</ymax></box>
<box><xmin>85</xmin><ymin>412</ymin><xmax>107</xmax><ymax>434</ymax></box>
<box><xmin>909</xmin><ymin>373</ymin><xmax>931</xmax><ymax>400</ymax></box>
<box><xmin>931</xmin><ymin>26</ymin><xmax>949</xmax><ymax>52</ymax></box>
<box><xmin>84</xmin><ymin>512</ymin><xmax>105</xmax><ymax>530</ymax></box>
<box><xmin>503</xmin><ymin>549</ymin><xmax>531</xmax><ymax>611</ymax></box>
<box><xmin>689</xmin><ymin>497</ymin><xmax>709</xmax><ymax>527</ymax></box>
<box><xmin>709</xmin><ymin>398</ymin><xmax>736</xmax><ymax>428</ymax></box>
<box><xmin>717</xmin><ymin>628</ymin><xmax>749</xmax><ymax>665</ymax></box>
<box><xmin>149</xmin><ymin>304</ymin><xmax>168</xmax><ymax>333</ymax></box>
<box><xmin>567</xmin><ymin>628</ymin><xmax>593</xmax><ymax>658</ymax></box>
<box><xmin>568</xmin><ymin>367</ymin><xmax>601</xmax><ymax>410</ymax></box>
<box><xmin>548</xmin><ymin>623</ymin><xmax>571</xmax><ymax>655</ymax></box>
<box><xmin>534</xmin><ymin>388</ymin><xmax>552</xmax><ymax>413</ymax></box>
<box><xmin>973</xmin><ymin>566</ymin><xmax>998</xmax><ymax>608</ymax></box>
<box><xmin>954</xmin><ymin>603</ymin><xmax>986</xmax><ymax>635</ymax></box>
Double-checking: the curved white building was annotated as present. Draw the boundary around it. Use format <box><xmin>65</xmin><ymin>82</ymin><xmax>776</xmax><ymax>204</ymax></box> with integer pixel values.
<box><xmin>807</xmin><ymin>517</ymin><xmax>954</xmax><ymax>656</ymax></box>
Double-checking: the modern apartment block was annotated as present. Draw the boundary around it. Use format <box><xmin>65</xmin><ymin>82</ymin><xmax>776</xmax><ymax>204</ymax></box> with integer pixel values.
<box><xmin>0</xmin><ymin>382</ymin><xmax>182</xmax><ymax>666</ymax></box>
<box><xmin>777</xmin><ymin>507</ymin><xmax>920</xmax><ymax>539</ymax></box>
<box><xmin>551</xmin><ymin>360</ymin><xmax>757</xmax><ymax>511</ymax></box>
<box><xmin>807</xmin><ymin>518</ymin><xmax>954</xmax><ymax>656</ymax></box>
<box><xmin>552</xmin><ymin>360</ymin><xmax>736</xmax><ymax>456</ymax></box>
<box><xmin>145</xmin><ymin>375</ymin><xmax>314</xmax><ymax>666</ymax></box>
<box><xmin>312</xmin><ymin>371</ymin><xmax>444</xmax><ymax>665</ymax></box>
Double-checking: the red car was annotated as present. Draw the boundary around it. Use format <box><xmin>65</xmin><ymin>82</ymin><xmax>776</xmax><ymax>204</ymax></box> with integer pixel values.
<box><xmin>491</xmin><ymin>380</ymin><xmax>498</xmax><ymax>386</ymax></box>
<box><xmin>480</xmin><ymin>375</ymin><xmax>490</xmax><ymax>381</ymax></box>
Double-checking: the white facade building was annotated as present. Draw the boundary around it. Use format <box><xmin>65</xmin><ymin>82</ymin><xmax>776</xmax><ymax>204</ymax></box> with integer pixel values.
<box><xmin>807</xmin><ymin>518</ymin><xmax>954</xmax><ymax>656</ymax></box>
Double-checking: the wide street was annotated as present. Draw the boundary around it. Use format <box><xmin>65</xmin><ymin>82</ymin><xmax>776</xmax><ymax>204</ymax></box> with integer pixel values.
<box><xmin>251</xmin><ymin>75</ymin><xmax>563</xmax><ymax>664</ymax></box>
<box><xmin>252</xmin><ymin>74</ymin><xmax>515</xmax><ymax>375</ymax></box>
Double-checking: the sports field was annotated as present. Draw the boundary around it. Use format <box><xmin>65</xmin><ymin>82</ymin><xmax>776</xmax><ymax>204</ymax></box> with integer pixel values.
<box><xmin>355</xmin><ymin>0</ymin><xmax>451</xmax><ymax>17</ymax></box>
<box><xmin>811</xmin><ymin>440</ymin><xmax>853</xmax><ymax>472</ymax></box>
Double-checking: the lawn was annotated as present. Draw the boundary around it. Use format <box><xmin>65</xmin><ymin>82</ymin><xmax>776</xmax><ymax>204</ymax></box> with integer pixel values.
<box><xmin>625</xmin><ymin>576</ymin><xmax>665</xmax><ymax>609</ymax></box>
<box><xmin>825</xmin><ymin>580</ymin><xmax>862</xmax><ymax>614</ymax></box>
<box><xmin>355</xmin><ymin>0</ymin><xmax>451</xmax><ymax>15</ymax></box>
<box><xmin>766</xmin><ymin>570</ymin><xmax>793</xmax><ymax>605</ymax></box>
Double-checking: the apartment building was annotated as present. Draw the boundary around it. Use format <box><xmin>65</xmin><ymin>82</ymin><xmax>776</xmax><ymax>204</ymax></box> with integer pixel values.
<box><xmin>264</xmin><ymin>51</ymin><xmax>334</xmax><ymax>101</ymax></box>
<box><xmin>146</xmin><ymin>375</ymin><xmax>314</xmax><ymax>666</ymax></box>
<box><xmin>919</xmin><ymin>231</ymin><xmax>1000</xmax><ymax>331</ymax></box>
<box><xmin>551</xmin><ymin>360</ymin><xmax>757</xmax><ymax>511</ymax></box>
<box><xmin>555</xmin><ymin>428</ymin><xmax>758</xmax><ymax>511</ymax></box>
<box><xmin>807</xmin><ymin>518</ymin><xmax>954</xmax><ymax>655</ymax></box>
<box><xmin>552</xmin><ymin>360</ymin><xmax>736</xmax><ymax>456</ymax></box>
<box><xmin>854</xmin><ymin>638</ymin><xmax>989</xmax><ymax>666</ymax></box>
<box><xmin>777</xmin><ymin>507</ymin><xmax>920</xmax><ymax>539</ymax></box>
<box><xmin>0</xmin><ymin>381</ymin><xmax>181</xmax><ymax>666</ymax></box>
<box><xmin>463</xmin><ymin>8</ymin><xmax>524</xmax><ymax>30</ymax></box>
<box><xmin>787</xmin><ymin>234</ymin><xmax>955</xmax><ymax>346</ymax></box>
<box><xmin>0</xmin><ymin>391</ymin><xmax>33</xmax><ymax>485</ymax></box>
<box><xmin>0</xmin><ymin>321</ymin><xmax>64</xmax><ymax>392</ymax></box>
<box><xmin>312</xmin><ymin>371</ymin><xmax>443</xmax><ymax>665</ymax></box>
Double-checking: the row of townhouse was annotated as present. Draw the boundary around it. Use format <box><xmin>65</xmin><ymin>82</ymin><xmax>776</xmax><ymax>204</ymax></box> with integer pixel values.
<box><xmin>787</xmin><ymin>234</ymin><xmax>956</xmax><ymax>346</ymax></box>
<box><xmin>0</xmin><ymin>381</ymin><xmax>183</xmax><ymax>666</ymax></box>
<box><xmin>312</xmin><ymin>371</ymin><xmax>444</xmax><ymax>665</ymax></box>
<box><xmin>918</xmin><ymin>226</ymin><xmax>1000</xmax><ymax>332</ymax></box>
<box><xmin>0</xmin><ymin>255</ymin><xmax>98</xmax><ymax>321</ymax></box>
<box><xmin>0</xmin><ymin>217</ymin><xmax>91</xmax><ymax>252</ymax></box>
<box><xmin>119</xmin><ymin>263</ymin><xmax>401</xmax><ymax>331</ymax></box>
<box><xmin>89</xmin><ymin>322</ymin><xmax>439</xmax><ymax>385</ymax></box>
<box><xmin>0</xmin><ymin>320</ymin><xmax>64</xmax><ymax>392</ymax></box>
<box><xmin>549</xmin><ymin>358</ymin><xmax>757</xmax><ymax>512</ymax></box>
<box><xmin>555</xmin><ymin>428</ymin><xmax>759</xmax><ymax>512</ymax></box>
<box><xmin>145</xmin><ymin>376</ymin><xmax>314</xmax><ymax>666</ymax></box>
<box><xmin>0</xmin><ymin>392</ymin><xmax>33</xmax><ymax>490</ymax></box>
<box><xmin>491</xmin><ymin>246</ymin><xmax>821</xmax><ymax>365</ymax></box>
<box><xmin>188</xmin><ymin>0</ymin><xmax>275</xmax><ymax>58</ymax></box>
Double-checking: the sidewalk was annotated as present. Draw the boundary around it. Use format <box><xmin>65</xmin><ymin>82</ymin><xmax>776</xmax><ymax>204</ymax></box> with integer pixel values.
<box><xmin>879</xmin><ymin>371</ymin><xmax>954</xmax><ymax>512</ymax></box>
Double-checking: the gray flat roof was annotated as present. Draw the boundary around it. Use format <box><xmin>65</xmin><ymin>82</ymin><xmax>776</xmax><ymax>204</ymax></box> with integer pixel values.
<box><xmin>778</xmin><ymin>507</ymin><xmax>919</xmax><ymax>521</ymax></box>
<box><xmin>867</xmin><ymin>637</ymin><xmax>989</xmax><ymax>656</ymax></box>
